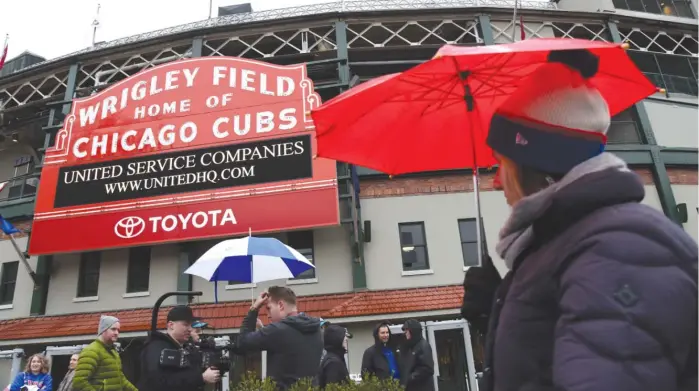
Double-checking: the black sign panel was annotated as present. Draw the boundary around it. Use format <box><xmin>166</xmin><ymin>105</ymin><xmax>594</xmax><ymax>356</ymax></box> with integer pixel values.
<box><xmin>54</xmin><ymin>134</ymin><xmax>313</xmax><ymax>208</ymax></box>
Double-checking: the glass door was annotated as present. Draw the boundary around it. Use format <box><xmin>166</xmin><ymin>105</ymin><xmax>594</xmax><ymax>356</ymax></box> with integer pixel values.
<box><xmin>387</xmin><ymin>321</ymin><xmax>477</xmax><ymax>391</ymax></box>
<box><xmin>425</xmin><ymin>320</ymin><xmax>478</xmax><ymax>391</ymax></box>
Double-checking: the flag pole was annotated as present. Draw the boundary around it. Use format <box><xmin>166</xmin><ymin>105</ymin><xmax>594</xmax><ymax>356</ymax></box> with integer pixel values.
<box><xmin>249</xmin><ymin>227</ymin><xmax>254</xmax><ymax>302</ymax></box>
<box><xmin>511</xmin><ymin>0</ymin><xmax>519</xmax><ymax>41</ymax></box>
<box><xmin>7</xmin><ymin>234</ymin><xmax>38</xmax><ymax>287</ymax></box>
<box><xmin>92</xmin><ymin>3</ymin><xmax>101</xmax><ymax>46</ymax></box>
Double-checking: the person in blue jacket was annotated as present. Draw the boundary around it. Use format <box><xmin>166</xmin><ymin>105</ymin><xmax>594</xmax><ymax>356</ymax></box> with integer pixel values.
<box><xmin>10</xmin><ymin>354</ymin><xmax>53</xmax><ymax>391</ymax></box>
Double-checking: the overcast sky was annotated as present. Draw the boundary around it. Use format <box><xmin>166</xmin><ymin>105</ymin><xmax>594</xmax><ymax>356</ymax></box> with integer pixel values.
<box><xmin>0</xmin><ymin>0</ymin><xmax>332</xmax><ymax>60</ymax></box>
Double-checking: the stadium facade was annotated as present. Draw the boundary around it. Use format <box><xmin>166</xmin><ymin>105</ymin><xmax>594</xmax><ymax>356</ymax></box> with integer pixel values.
<box><xmin>0</xmin><ymin>0</ymin><xmax>696</xmax><ymax>389</ymax></box>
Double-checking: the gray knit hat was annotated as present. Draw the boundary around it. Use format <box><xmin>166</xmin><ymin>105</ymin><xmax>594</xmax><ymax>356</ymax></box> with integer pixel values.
<box><xmin>98</xmin><ymin>315</ymin><xmax>119</xmax><ymax>335</ymax></box>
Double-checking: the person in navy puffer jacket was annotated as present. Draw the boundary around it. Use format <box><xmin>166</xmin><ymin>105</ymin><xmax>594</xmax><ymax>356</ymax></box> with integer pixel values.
<box><xmin>462</xmin><ymin>48</ymin><xmax>698</xmax><ymax>391</ymax></box>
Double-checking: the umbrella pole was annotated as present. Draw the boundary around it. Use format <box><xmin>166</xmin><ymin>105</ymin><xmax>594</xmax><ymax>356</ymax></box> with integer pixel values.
<box><xmin>249</xmin><ymin>229</ymin><xmax>255</xmax><ymax>303</ymax></box>
<box><xmin>456</xmin><ymin>62</ymin><xmax>485</xmax><ymax>268</ymax></box>
<box><xmin>472</xmin><ymin>169</ymin><xmax>484</xmax><ymax>267</ymax></box>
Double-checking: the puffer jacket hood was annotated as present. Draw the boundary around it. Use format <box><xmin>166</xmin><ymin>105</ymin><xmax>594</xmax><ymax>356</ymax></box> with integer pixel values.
<box><xmin>372</xmin><ymin>322</ymin><xmax>393</xmax><ymax>346</ymax></box>
<box><xmin>403</xmin><ymin>319</ymin><xmax>423</xmax><ymax>347</ymax></box>
<box><xmin>280</xmin><ymin>313</ymin><xmax>322</xmax><ymax>334</ymax></box>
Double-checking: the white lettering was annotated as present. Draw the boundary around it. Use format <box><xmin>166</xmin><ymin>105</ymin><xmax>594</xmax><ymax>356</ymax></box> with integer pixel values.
<box><xmin>73</xmin><ymin>138</ymin><xmax>89</xmax><ymax>158</ymax></box>
<box><xmin>74</xmin><ymin>123</ymin><xmax>198</xmax><ymax>158</ymax></box>
<box><xmin>161</xmin><ymin>216</ymin><xmax>177</xmax><ymax>232</ymax></box>
<box><xmin>257</xmin><ymin>111</ymin><xmax>274</xmax><ymax>133</ymax></box>
<box><xmin>164</xmin><ymin>70</ymin><xmax>179</xmax><ymax>91</ymax></box>
<box><xmin>241</xmin><ymin>69</ymin><xmax>255</xmax><ymax>92</ymax></box>
<box><xmin>147</xmin><ymin>209</ymin><xmax>238</xmax><ymax>233</ymax></box>
<box><xmin>279</xmin><ymin>108</ymin><xmax>297</xmax><ymax>130</ymax></box>
<box><xmin>212</xmin><ymin>117</ymin><xmax>229</xmax><ymax>138</ymax></box>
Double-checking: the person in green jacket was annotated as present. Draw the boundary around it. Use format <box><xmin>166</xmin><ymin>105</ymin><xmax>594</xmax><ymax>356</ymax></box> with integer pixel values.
<box><xmin>73</xmin><ymin>315</ymin><xmax>138</xmax><ymax>391</ymax></box>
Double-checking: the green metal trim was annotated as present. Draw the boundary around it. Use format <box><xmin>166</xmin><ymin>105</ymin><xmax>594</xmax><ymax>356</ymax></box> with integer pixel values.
<box><xmin>630</xmin><ymin>102</ymin><xmax>658</xmax><ymax>145</ymax></box>
<box><xmin>335</xmin><ymin>21</ymin><xmax>350</xmax><ymax>85</ymax></box>
<box><xmin>334</xmin><ymin>20</ymin><xmax>367</xmax><ymax>290</ymax></box>
<box><xmin>609</xmin><ymin>149</ymin><xmax>654</xmax><ymax>165</ymax></box>
<box><xmin>650</xmin><ymin>148</ymin><xmax>681</xmax><ymax>224</ymax></box>
<box><xmin>177</xmin><ymin>244</ymin><xmax>194</xmax><ymax>305</ymax></box>
<box><xmin>191</xmin><ymin>38</ymin><xmax>204</xmax><ymax>58</ymax></box>
<box><xmin>30</xmin><ymin>254</ymin><xmax>52</xmax><ymax>316</ymax></box>
<box><xmin>30</xmin><ymin>63</ymin><xmax>80</xmax><ymax>316</ymax></box>
<box><xmin>0</xmin><ymin>198</ymin><xmax>35</xmax><ymax>219</ymax></box>
<box><xmin>659</xmin><ymin>148</ymin><xmax>699</xmax><ymax>165</ymax></box>
<box><xmin>477</xmin><ymin>15</ymin><xmax>495</xmax><ymax>45</ymax></box>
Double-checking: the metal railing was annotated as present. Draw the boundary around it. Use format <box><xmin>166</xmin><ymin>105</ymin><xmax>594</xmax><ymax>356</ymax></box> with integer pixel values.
<box><xmin>0</xmin><ymin>172</ymin><xmax>39</xmax><ymax>203</ymax></box>
<box><xmin>645</xmin><ymin>72</ymin><xmax>699</xmax><ymax>97</ymax></box>
<box><xmin>612</xmin><ymin>0</ymin><xmax>696</xmax><ymax>18</ymax></box>
<box><xmin>0</xmin><ymin>0</ymin><xmax>556</xmax><ymax>81</ymax></box>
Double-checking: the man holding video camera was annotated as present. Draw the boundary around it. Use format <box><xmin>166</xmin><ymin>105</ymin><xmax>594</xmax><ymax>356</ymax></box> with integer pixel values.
<box><xmin>137</xmin><ymin>306</ymin><xmax>220</xmax><ymax>391</ymax></box>
<box><xmin>236</xmin><ymin>286</ymin><xmax>323</xmax><ymax>390</ymax></box>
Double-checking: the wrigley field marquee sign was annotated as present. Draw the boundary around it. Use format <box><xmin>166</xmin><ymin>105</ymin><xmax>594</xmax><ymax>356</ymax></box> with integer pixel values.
<box><xmin>29</xmin><ymin>57</ymin><xmax>340</xmax><ymax>254</ymax></box>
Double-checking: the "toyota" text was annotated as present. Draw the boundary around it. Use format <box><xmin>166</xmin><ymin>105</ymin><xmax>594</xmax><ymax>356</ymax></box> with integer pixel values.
<box><xmin>148</xmin><ymin>209</ymin><xmax>237</xmax><ymax>232</ymax></box>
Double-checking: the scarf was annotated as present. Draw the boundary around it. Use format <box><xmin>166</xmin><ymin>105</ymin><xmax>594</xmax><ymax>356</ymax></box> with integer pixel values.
<box><xmin>496</xmin><ymin>153</ymin><xmax>630</xmax><ymax>269</ymax></box>
<box><xmin>57</xmin><ymin>369</ymin><xmax>75</xmax><ymax>391</ymax></box>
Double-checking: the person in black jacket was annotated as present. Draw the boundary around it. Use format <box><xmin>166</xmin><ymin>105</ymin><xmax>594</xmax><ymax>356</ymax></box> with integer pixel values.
<box><xmin>236</xmin><ymin>286</ymin><xmax>323</xmax><ymax>390</ymax></box>
<box><xmin>460</xmin><ymin>254</ymin><xmax>502</xmax><ymax>336</ymax></box>
<box><xmin>137</xmin><ymin>306</ymin><xmax>220</xmax><ymax>391</ymax></box>
<box><xmin>360</xmin><ymin>322</ymin><xmax>401</xmax><ymax>381</ymax></box>
<box><xmin>399</xmin><ymin>319</ymin><xmax>435</xmax><ymax>391</ymax></box>
<box><xmin>317</xmin><ymin>324</ymin><xmax>350</xmax><ymax>388</ymax></box>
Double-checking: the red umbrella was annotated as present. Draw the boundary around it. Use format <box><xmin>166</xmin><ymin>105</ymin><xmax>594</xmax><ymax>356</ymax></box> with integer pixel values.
<box><xmin>311</xmin><ymin>38</ymin><xmax>659</xmax><ymax>176</ymax></box>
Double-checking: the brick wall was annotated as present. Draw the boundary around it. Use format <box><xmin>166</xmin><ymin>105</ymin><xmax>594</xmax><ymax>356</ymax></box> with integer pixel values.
<box><xmin>0</xmin><ymin>220</ymin><xmax>31</xmax><ymax>240</ymax></box>
<box><xmin>360</xmin><ymin>167</ymin><xmax>697</xmax><ymax>199</ymax></box>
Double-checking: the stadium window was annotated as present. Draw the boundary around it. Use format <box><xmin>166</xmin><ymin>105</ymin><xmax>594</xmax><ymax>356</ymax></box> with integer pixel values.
<box><xmin>77</xmin><ymin>252</ymin><xmax>101</xmax><ymax>298</ymax></box>
<box><xmin>608</xmin><ymin>108</ymin><xmax>643</xmax><ymax>144</ymax></box>
<box><xmin>629</xmin><ymin>51</ymin><xmax>698</xmax><ymax>97</ymax></box>
<box><xmin>398</xmin><ymin>222</ymin><xmax>430</xmax><ymax>271</ymax></box>
<box><xmin>612</xmin><ymin>0</ymin><xmax>694</xmax><ymax>18</ymax></box>
<box><xmin>287</xmin><ymin>231</ymin><xmax>316</xmax><ymax>280</ymax></box>
<box><xmin>458</xmin><ymin>218</ymin><xmax>488</xmax><ymax>268</ymax></box>
<box><xmin>126</xmin><ymin>246</ymin><xmax>151</xmax><ymax>293</ymax></box>
<box><xmin>0</xmin><ymin>261</ymin><xmax>19</xmax><ymax>305</ymax></box>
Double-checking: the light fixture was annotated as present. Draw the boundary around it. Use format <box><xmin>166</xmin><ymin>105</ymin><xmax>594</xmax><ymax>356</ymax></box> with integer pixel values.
<box><xmin>11</xmin><ymin>133</ymin><xmax>18</xmax><ymax>142</ymax></box>
<box><xmin>401</xmin><ymin>246</ymin><xmax>415</xmax><ymax>252</ymax></box>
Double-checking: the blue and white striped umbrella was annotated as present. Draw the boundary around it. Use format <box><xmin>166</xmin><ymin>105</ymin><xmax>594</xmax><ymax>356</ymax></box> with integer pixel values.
<box><xmin>184</xmin><ymin>236</ymin><xmax>315</xmax><ymax>301</ymax></box>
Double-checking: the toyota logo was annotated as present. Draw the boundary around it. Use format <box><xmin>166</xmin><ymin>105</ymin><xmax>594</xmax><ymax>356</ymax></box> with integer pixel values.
<box><xmin>114</xmin><ymin>216</ymin><xmax>146</xmax><ymax>239</ymax></box>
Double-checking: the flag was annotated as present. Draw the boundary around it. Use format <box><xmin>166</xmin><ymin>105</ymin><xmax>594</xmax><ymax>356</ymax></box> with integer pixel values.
<box><xmin>0</xmin><ymin>181</ymin><xmax>7</xmax><ymax>193</ymax></box>
<box><xmin>0</xmin><ymin>214</ymin><xmax>20</xmax><ymax>235</ymax></box>
<box><xmin>0</xmin><ymin>35</ymin><xmax>8</xmax><ymax>71</ymax></box>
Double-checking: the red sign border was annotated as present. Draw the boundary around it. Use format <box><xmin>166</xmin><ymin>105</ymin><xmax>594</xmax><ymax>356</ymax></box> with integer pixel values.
<box><xmin>28</xmin><ymin>57</ymin><xmax>340</xmax><ymax>255</ymax></box>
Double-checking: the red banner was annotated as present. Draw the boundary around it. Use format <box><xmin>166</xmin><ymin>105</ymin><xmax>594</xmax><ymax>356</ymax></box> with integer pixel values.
<box><xmin>29</xmin><ymin>57</ymin><xmax>339</xmax><ymax>255</ymax></box>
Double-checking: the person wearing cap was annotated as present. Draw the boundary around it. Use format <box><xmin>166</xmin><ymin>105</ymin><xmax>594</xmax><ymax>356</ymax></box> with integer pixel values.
<box><xmin>137</xmin><ymin>306</ymin><xmax>220</xmax><ymax>391</ymax></box>
<box><xmin>72</xmin><ymin>315</ymin><xmax>137</xmax><ymax>391</ymax></box>
<box><xmin>190</xmin><ymin>319</ymin><xmax>208</xmax><ymax>344</ymax></box>
<box><xmin>463</xmin><ymin>49</ymin><xmax>698</xmax><ymax>391</ymax></box>
<box><xmin>316</xmin><ymin>324</ymin><xmax>351</xmax><ymax>388</ymax></box>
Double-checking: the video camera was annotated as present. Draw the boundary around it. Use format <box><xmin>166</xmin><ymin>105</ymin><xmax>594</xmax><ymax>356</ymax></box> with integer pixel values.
<box><xmin>195</xmin><ymin>335</ymin><xmax>233</xmax><ymax>374</ymax></box>
<box><xmin>157</xmin><ymin>334</ymin><xmax>235</xmax><ymax>375</ymax></box>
